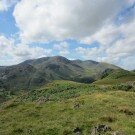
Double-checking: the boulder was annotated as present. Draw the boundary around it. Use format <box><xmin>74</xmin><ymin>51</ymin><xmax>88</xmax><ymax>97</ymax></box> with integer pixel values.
<box><xmin>91</xmin><ymin>124</ymin><xmax>111</xmax><ymax>135</ymax></box>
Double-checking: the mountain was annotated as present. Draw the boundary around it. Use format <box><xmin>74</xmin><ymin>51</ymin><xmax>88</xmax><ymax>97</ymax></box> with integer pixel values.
<box><xmin>0</xmin><ymin>57</ymin><xmax>135</xmax><ymax>135</ymax></box>
<box><xmin>0</xmin><ymin>56</ymin><xmax>121</xmax><ymax>90</ymax></box>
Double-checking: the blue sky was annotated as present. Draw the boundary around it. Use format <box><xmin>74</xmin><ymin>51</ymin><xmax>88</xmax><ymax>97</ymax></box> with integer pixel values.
<box><xmin>0</xmin><ymin>7</ymin><xmax>18</xmax><ymax>36</ymax></box>
<box><xmin>0</xmin><ymin>0</ymin><xmax>135</xmax><ymax>70</ymax></box>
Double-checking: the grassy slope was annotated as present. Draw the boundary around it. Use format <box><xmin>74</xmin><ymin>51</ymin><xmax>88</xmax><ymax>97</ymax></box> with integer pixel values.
<box><xmin>0</xmin><ymin>81</ymin><xmax>135</xmax><ymax>135</ymax></box>
<box><xmin>94</xmin><ymin>69</ymin><xmax>135</xmax><ymax>85</ymax></box>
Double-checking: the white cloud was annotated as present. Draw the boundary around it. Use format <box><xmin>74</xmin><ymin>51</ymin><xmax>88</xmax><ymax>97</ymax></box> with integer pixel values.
<box><xmin>0</xmin><ymin>0</ymin><xmax>18</xmax><ymax>11</ymax></box>
<box><xmin>53</xmin><ymin>42</ymin><xmax>69</xmax><ymax>56</ymax></box>
<box><xmin>12</xmin><ymin>44</ymin><xmax>52</xmax><ymax>61</ymax></box>
<box><xmin>0</xmin><ymin>35</ymin><xmax>14</xmax><ymax>57</ymax></box>
<box><xmin>75</xmin><ymin>46</ymin><xmax>103</xmax><ymax>60</ymax></box>
<box><xmin>80</xmin><ymin>25</ymin><xmax>122</xmax><ymax>45</ymax></box>
<box><xmin>13</xmin><ymin>0</ymin><xmax>126</xmax><ymax>42</ymax></box>
<box><xmin>76</xmin><ymin>18</ymin><xmax>135</xmax><ymax>70</ymax></box>
<box><xmin>1</xmin><ymin>0</ymin><xmax>135</xmax><ymax>70</ymax></box>
<box><xmin>127</xmin><ymin>0</ymin><xmax>135</xmax><ymax>4</ymax></box>
<box><xmin>120</xmin><ymin>56</ymin><xmax>135</xmax><ymax>70</ymax></box>
<box><xmin>0</xmin><ymin>35</ymin><xmax>52</xmax><ymax>65</ymax></box>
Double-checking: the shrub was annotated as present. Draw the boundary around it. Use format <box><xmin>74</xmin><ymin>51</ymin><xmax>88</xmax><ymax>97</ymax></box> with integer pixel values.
<box><xmin>112</xmin><ymin>84</ymin><xmax>133</xmax><ymax>91</ymax></box>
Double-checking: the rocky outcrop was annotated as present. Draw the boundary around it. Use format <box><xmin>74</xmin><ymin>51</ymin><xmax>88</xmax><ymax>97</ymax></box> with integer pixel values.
<box><xmin>91</xmin><ymin>124</ymin><xmax>111</xmax><ymax>135</ymax></box>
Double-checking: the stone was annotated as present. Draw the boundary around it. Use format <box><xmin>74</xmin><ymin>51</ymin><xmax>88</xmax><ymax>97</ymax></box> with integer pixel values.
<box><xmin>73</xmin><ymin>127</ymin><xmax>82</xmax><ymax>135</ymax></box>
<box><xmin>91</xmin><ymin>124</ymin><xmax>111</xmax><ymax>135</ymax></box>
<box><xmin>112</xmin><ymin>131</ymin><xmax>125</xmax><ymax>135</ymax></box>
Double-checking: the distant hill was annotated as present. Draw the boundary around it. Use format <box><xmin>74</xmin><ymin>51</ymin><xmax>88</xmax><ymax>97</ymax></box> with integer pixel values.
<box><xmin>0</xmin><ymin>56</ymin><xmax>121</xmax><ymax>90</ymax></box>
<box><xmin>94</xmin><ymin>69</ymin><xmax>135</xmax><ymax>85</ymax></box>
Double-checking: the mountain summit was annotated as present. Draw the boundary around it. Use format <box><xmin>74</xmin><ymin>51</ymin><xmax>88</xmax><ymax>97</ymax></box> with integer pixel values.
<box><xmin>0</xmin><ymin>56</ymin><xmax>120</xmax><ymax>90</ymax></box>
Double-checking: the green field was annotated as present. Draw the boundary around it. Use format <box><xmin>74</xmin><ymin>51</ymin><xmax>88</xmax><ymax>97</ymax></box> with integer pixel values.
<box><xmin>0</xmin><ymin>80</ymin><xmax>135</xmax><ymax>135</ymax></box>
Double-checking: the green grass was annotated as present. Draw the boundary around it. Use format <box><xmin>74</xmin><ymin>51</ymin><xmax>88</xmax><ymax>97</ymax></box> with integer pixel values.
<box><xmin>94</xmin><ymin>69</ymin><xmax>135</xmax><ymax>85</ymax></box>
<box><xmin>94</xmin><ymin>76</ymin><xmax>135</xmax><ymax>85</ymax></box>
<box><xmin>0</xmin><ymin>80</ymin><xmax>135</xmax><ymax>135</ymax></box>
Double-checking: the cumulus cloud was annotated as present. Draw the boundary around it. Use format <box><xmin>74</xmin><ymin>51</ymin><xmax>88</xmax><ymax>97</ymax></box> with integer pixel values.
<box><xmin>0</xmin><ymin>35</ymin><xmax>52</xmax><ymax>65</ymax></box>
<box><xmin>75</xmin><ymin>47</ymin><xmax>100</xmax><ymax>60</ymax></box>
<box><xmin>0</xmin><ymin>0</ymin><xmax>135</xmax><ymax>70</ymax></box>
<box><xmin>80</xmin><ymin>25</ymin><xmax>122</xmax><ymax>45</ymax></box>
<box><xmin>76</xmin><ymin>17</ymin><xmax>135</xmax><ymax>70</ymax></box>
<box><xmin>13</xmin><ymin>44</ymin><xmax>52</xmax><ymax>61</ymax></box>
<box><xmin>0</xmin><ymin>0</ymin><xmax>18</xmax><ymax>11</ymax></box>
<box><xmin>53</xmin><ymin>42</ymin><xmax>69</xmax><ymax>56</ymax></box>
<box><xmin>0</xmin><ymin>35</ymin><xmax>13</xmax><ymax>55</ymax></box>
<box><xmin>13</xmin><ymin>0</ymin><xmax>126</xmax><ymax>42</ymax></box>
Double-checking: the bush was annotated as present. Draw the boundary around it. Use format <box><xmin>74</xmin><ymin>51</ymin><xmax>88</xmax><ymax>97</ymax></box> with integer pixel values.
<box><xmin>112</xmin><ymin>84</ymin><xmax>133</xmax><ymax>91</ymax></box>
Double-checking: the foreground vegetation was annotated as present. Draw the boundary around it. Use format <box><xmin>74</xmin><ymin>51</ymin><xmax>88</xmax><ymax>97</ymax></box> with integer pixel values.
<box><xmin>0</xmin><ymin>80</ymin><xmax>135</xmax><ymax>135</ymax></box>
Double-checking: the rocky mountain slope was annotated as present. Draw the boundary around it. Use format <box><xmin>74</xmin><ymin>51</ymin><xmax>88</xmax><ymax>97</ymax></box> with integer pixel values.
<box><xmin>0</xmin><ymin>56</ymin><xmax>121</xmax><ymax>90</ymax></box>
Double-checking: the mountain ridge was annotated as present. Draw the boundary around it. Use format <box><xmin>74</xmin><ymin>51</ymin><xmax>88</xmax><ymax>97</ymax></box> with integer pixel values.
<box><xmin>0</xmin><ymin>56</ymin><xmax>123</xmax><ymax>90</ymax></box>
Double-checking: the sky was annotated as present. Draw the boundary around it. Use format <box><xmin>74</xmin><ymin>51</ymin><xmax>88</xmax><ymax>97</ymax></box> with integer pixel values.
<box><xmin>0</xmin><ymin>0</ymin><xmax>135</xmax><ymax>70</ymax></box>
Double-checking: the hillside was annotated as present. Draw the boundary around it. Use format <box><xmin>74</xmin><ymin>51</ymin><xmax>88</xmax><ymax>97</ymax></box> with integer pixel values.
<box><xmin>0</xmin><ymin>61</ymin><xmax>135</xmax><ymax>135</ymax></box>
<box><xmin>94</xmin><ymin>69</ymin><xmax>135</xmax><ymax>85</ymax></box>
<box><xmin>0</xmin><ymin>56</ymin><xmax>120</xmax><ymax>90</ymax></box>
<box><xmin>0</xmin><ymin>80</ymin><xmax>135</xmax><ymax>135</ymax></box>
